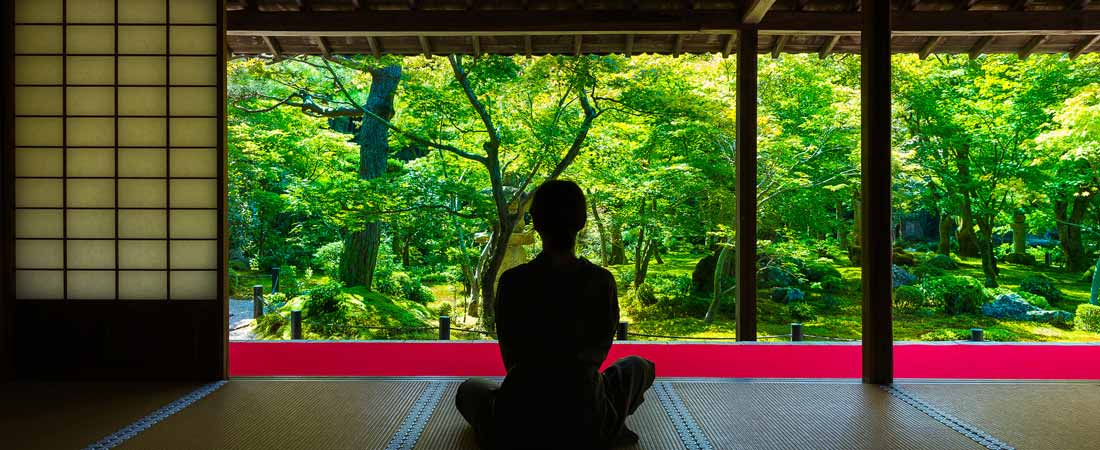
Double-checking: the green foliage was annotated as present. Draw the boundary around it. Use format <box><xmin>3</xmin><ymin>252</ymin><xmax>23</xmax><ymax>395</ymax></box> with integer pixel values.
<box><xmin>923</xmin><ymin>255</ymin><xmax>959</xmax><ymax>270</ymax></box>
<box><xmin>304</xmin><ymin>281</ymin><xmax>344</xmax><ymax>316</ymax></box>
<box><xmin>805</xmin><ymin>260</ymin><xmax>842</xmax><ymax>282</ymax></box>
<box><xmin>1017</xmin><ymin>291</ymin><xmax>1051</xmax><ymax>310</ymax></box>
<box><xmin>893</xmin><ymin>285</ymin><xmax>926</xmax><ymax>313</ymax></box>
<box><xmin>313</xmin><ymin>241</ymin><xmax>344</xmax><ymax>277</ymax></box>
<box><xmin>377</xmin><ymin>271</ymin><xmax>435</xmax><ymax>305</ymax></box>
<box><xmin>920</xmin><ymin>275</ymin><xmax>990</xmax><ymax>315</ymax></box>
<box><xmin>435</xmin><ymin>302</ymin><xmax>453</xmax><ymax>317</ymax></box>
<box><xmin>1018</xmin><ymin>274</ymin><xmax>1064</xmax><ymax>303</ymax></box>
<box><xmin>787</xmin><ymin>302</ymin><xmax>816</xmax><ymax>323</ymax></box>
<box><xmin>1075</xmin><ymin>304</ymin><xmax>1100</xmax><ymax>332</ymax></box>
<box><xmin>818</xmin><ymin>276</ymin><xmax>846</xmax><ymax>293</ymax></box>
<box><xmin>911</xmin><ymin>264</ymin><xmax>947</xmax><ymax>280</ymax></box>
<box><xmin>277</xmin><ymin>265</ymin><xmax>305</xmax><ymax>297</ymax></box>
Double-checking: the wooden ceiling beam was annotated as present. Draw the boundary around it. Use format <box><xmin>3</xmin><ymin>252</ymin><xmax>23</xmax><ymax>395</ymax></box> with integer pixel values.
<box><xmin>960</xmin><ymin>0</ymin><xmax>979</xmax><ymax>10</ymax></box>
<box><xmin>969</xmin><ymin>35</ymin><xmax>994</xmax><ymax>59</ymax></box>
<box><xmin>1017</xmin><ymin>34</ymin><xmax>1047</xmax><ymax>59</ymax></box>
<box><xmin>743</xmin><ymin>0</ymin><xmax>778</xmax><ymax>24</ymax></box>
<box><xmin>918</xmin><ymin>35</ymin><xmax>944</xmax><ymax>59</ymax></box>
<box><xmin>1070</xmin><ymin>34</ymin><xmax>1100</xmax><ymax>59</ymax></box>
<box><xmin>673</xmin><ymin>34</ymin><xmax>685</xmax><ymax>57</ymax></box>
<box><xmin>625</xmin><ymin>34</ymin><xmax>635</xmax><ymax>57</ymax></box>
<box><xmin>472</xmin><ymin>35</ymin><xmax>481</xmax><ymax>58</ymax></box>
<box><xmin>771</xmin><ymin>35</ymin><xmax>789</xmax><ymax>58</ymax></box>
<box><xmin>574</xmin><ymin>35</ymin><xmax>582</xmax><ymax>56</ymax></box>
<box><xmin>228</xmin><ymin>10</ymin><xmax>1100</xmax><ymax>36</ymax></box>
<box><xmin>819</xmin><ymin>35</ymin><xmax>841</xmax><ymax>59</ymax></box>
<box><xmin>524</xmin><ymin>35</ymin><xmax>533</xmax><ymax>58</ymax></box>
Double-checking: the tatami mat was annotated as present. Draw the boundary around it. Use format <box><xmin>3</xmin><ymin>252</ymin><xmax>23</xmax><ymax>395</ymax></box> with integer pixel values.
<box><xmin>412</xmin><ymin>381</ymin><xmax>687</xmax><ymax>450</ymax></box>
<box><xmin>675</xmin><ymin>382</ymin><xmax>985</xmax><ymax>450</ymax></box>
<box><xmin>116</xmin><ymin>380</ymin><xmax>427</xmax><ymax>450</ymax></box>
<box><xmin>900</xmin><ymin>382</ymin><xmax>1100</xmax><ymax>450</ymax></box>
<box><xmin>0</xmin><ymin>381</ymin><xmax>202</xmax><ymax>450</ymax></box>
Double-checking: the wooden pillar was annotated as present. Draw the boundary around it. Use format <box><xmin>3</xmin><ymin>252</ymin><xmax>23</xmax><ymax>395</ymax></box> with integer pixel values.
<box><xmin>735</xmin><ymin>27</ymin><xmax>758</xmax><ymax>341</ymax></box>
<box><xmin>861</xmin><ymin>0</ymin><xmax>894</xmax><ymax>384</ymax></box>
<box><xmin>1</xmin><ymin>0</ymin><xmax>14</xmax><ymax>380</ymax></box>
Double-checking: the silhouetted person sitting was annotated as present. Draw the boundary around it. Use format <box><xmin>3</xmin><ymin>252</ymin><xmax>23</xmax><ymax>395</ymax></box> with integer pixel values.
<box><xmin>456</xmin><ymin>180</ymin><xmax>656</xmax><ymax>450</ymax></box>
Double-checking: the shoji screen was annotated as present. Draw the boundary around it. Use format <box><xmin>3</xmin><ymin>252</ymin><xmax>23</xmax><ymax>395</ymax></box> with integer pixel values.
<box><xmin>9</xmin><ymin>0</ymin><xmax>224</xmax><ymax>379</ymax></box>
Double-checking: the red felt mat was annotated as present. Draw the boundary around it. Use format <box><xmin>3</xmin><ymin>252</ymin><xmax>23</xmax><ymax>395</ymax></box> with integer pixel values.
<box><xmin>229</xmin><ymin>341</ymin><xmax>1100</xmax><ymax>379</ymax></box>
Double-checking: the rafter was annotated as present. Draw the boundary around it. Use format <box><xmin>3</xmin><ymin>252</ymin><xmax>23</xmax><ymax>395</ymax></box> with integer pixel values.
<box><xmin>625</xmin><ymin>34</ymin><xmax>634</xmax><ymax>57</ymax></box>
<box><xmin>574</xmin><ymin>35</ymin><xmax>583</xmax><ymax>56</ymax></box>
<box><xmin>472</xmin><ymin>35</ymin><xmax>481</xmax><ymax>58</ymax></box>
<box><xmin>673</xmin><ymin>34</ymin><xmax>685</xmax><ymax>57</ymax></box>
<box><xmin>261</xmin><ymin>35</ymin><xmax>281</xmax><ymax>60</ymax></box>
<box><xmin>524</xmin><ymin>35</ymin><xmax>533</xmax><ymax>58</ymax></box>
<box><xmin>1070</xmin><ymin>34</ymin><xmax>1100</xmax><ymax>59</ymax></box>
<box><xmin>743</xmin><ymin>0</ymin><xmax>778</xmax><ymax>24</ymax></box>
<box><xmin>918</xmin><ymin>36</ymin><xmax>944</xmax><ymax>59</ymax></box>
<box><xmin>969</xmin><ymin>35</ymin><xmax>994</xmax><ymax>59</ymax></box>
<box><xmin>1017</xmin><ymin>35</ymin><xmax>1047</xmax><ymax>59</ymax></box>
<box><xmin>819</xmin><ymin>35</ymin><xmax>841</xmax><ymax>59</ymax></box>
<box><xmin>771</xmin><ymin>35</ymin><xmax>789</xmax><ymax>58</ymax></box>
<box><xmin>314</xmin><ymin>36</ymin><xmax>330</xmax><ymax>58</ymax></box>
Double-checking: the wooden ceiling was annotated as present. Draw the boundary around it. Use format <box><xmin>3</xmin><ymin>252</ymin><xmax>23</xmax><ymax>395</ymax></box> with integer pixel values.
<box><xmin>226</xmin><ymin>0</ymin><xmax>1100</xmax><ymax>59</ymax></box>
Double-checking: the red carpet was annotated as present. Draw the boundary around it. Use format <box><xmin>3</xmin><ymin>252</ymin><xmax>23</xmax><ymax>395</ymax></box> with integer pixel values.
<box><xmin>229</xmin><ymin>341</ymin><xmax>1100</xmax><ymax>379</ymax></box>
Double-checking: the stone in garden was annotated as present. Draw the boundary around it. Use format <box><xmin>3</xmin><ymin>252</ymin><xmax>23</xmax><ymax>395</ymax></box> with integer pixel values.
<box><xmin>892</xmin><ymin>247</ymin><xmax>917</xmax><ymax>266</ymax></box>
<box><xmin>1026</xmin><ymin>310</ymin><xmax>1073</xmax><ymax>325</ymax></box>
<box><xmin>760</xmin><ymin>266</ymin><xmax>796</xmax><ymax>288</ymax></box>
<box><xmin>981</xmin><ymin>293</ymin><xmax>1073</xmax><ymax>324</ymax></box>
<box><xmin>770</xmin><ymin>287</ymin><xmax>804</xmax><ymax>304</ymax></box>
<box><xmin>893</xmin><ymin>265</ymin><xmax>917</xmax><ymax>289</ymax></box>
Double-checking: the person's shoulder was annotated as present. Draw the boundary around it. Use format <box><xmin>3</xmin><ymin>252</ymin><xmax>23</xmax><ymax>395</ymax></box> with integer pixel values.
<box><xmin>578</xmin><ymin>258</ymin><xmax>616</xmax><ymax>285</ymax></box>
<box><xmin>500</xmin><ymin>260</ymin><xmax>537</xmax><ymax>283</ymax></box>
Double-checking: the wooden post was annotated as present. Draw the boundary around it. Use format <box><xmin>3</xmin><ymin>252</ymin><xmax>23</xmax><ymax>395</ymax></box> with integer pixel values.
<box><xmin>252</xmin><ymin>285</ymin><xmax>264</xmax><ymax>319</ymax></box>
<box><xmin>291</xmin><ymin>311</ymin><xmax>303</xmax><ymax>340</ymax></box>
<box><xmin>735</xmin><ymin>27</ymin><xmax>759</xmax><ymax>342</ymax></box>
<box><xmin>439</xmin><ymin>316</ymin><xmax>451</xmax><ymax>340</ymax></box>
<box><xmin>861</xmin><ymin>0</ymin><xmax>894</xmax><ymax>385</ymax></box>
<box><xmin>791</xmin><ymin>323</ymin><xmax>803</xmax><ymax>342</ymax></box>
<box><xmin>617</xmin><ymin>321</ymin><xmax>629</xmax><ymax>340</ymax></box>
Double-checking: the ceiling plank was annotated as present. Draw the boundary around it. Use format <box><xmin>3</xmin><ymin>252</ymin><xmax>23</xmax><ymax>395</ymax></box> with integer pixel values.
<box><xmin>819</xmin><ymin>35</ymin><xmax>841</xmax><ymax>59</ymax></box>
<box><xmin>1017</xmin><ymin>35</ymin><xmax>1047</xmax><ymax>59</ymax></box>
<box><xmin>419</xmin><ymin>35</ymin><xmax>432</xmax><ymax>58</ymax></box>
<box><xmin>1070</xmin><ymin>34</ymin><xmax>1100</xmax><ymax>59</ymax></box>
<box><xmin>771</xmin><ymin>34</ymin><xmax>789</xmax><ymax>58</ymax></box>
<box><xmin>918</xmin><ymin>35</ymin><xmax>944</xmax><ymax>59</ymax></box>
<box><xmin>969</xmin><ymin>35</ymin><xmax>994</xmax><ymax>59</ymax></box>
<box><xmin>742</xmin><ymin>0</ymin><xmax>778</xmax><ymax>24</ymax></box>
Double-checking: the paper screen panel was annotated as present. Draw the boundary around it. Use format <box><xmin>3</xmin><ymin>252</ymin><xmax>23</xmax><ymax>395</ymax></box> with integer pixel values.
<box><xmin>13</xmin><ymin>0</ymin><xmax>222</xmax><ymax>301</ymax></box>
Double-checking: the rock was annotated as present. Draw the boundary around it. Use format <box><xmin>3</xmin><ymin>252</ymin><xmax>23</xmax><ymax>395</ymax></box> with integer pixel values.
<box><xmin>770</xmin><ymin>287</ymin><xmax>805</xmax><ymax>304</ymax></box>
<box><xmin>760</xmin><ymin>266</ymin><xmax>796</xmax><ymax>288</ymax></box>
<box><xmin>892</xmin><ymin>265</ymin><xmax>917</xmax><ymax>289</ymax></box>
<box><xmin>981</xmin><ymin>293</ymin><xmax>1040</xmax><ymax>320</ymax></box>
<box><xmin>893</xmin><ymin>247</ymin><xmax>917</xmax><ymax>266</ymax></box>
<box><xmin>692</xmin><ymin>253</ymin><xmax>719</xmax><ymax>294</ymax></box>
<box><xmin>981</xmin><ymin>293</ymin><xmax>1073</xmax><ymax>324</ymax></box>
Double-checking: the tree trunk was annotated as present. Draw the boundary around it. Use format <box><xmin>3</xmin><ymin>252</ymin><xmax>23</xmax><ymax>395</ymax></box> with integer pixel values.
<box><xmin>477</xmin><ymin>218</ymin><xmax>520</xmax><ymax>331</ymax></box>
<box><xmin>704</xmin><ymin>245</ymin><xmax>733</xmax><ymax>323</ymax></box>
<box><xmin>1090</xmin><ymin>254</ymin><xmax>1099</xmax><ymax>305</ymax></box>
<box><xmin>937</xmin><ymin>214</ymin><xmax>953</xmax><ymax>256</ymax></box>
<box><xmin>339</xmin><ymin>65</ymin><xmax>402</xmax><ymax>288</ymax></box>
<box><xmin>1011</xmin><ymin>212</ymin><xmax>1027</xmax><ymax>255</ymax></box>
<box><xmin>609</xmin><ymin>218</ymin><xmax>627</xmax><ymax>265</ymax></box>
<box><xmin>976</xmin><ymin>217</ymin><xmax>998</xmax><ymax>288</ymax></box>
<box><xmin>956</xmin><ymin>194</ymin><xmax>980</xmax><ymax>258</ymax></box>
<box><xmin>836</xmin><ymin>198</ymin><xmax>847</xmax><ymax>245</ymax></box>
<box><xmin>1055</xmin><ymin>197</ymin><xmax>1089</xmax><ymax>273</ymax></box>
<box><xmin>589</xmin><ymin>197</ymin><xmax>610</xmax><ymax>266</ymax></box>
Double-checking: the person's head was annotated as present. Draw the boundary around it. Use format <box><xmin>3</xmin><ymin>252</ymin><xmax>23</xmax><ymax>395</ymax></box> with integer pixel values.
<box><xmin>529</xmin><ymin>180</ymin><xmax>587</xmax><ymax>251</ymax></box>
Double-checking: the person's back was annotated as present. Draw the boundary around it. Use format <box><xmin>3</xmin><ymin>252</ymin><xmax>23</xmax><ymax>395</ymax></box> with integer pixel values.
<box><xmin>492</xmin><ymin>255</ymin><xmax>618</xmax><ymax>448</ymax></box>
<box><xmin>455</xmin><ymin>180</ymin><xmax>656</xmax><ymax>450</ymax></box>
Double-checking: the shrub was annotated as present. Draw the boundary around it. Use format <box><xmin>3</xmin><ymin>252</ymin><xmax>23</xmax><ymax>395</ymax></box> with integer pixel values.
<box><xmin>788</xmin><ymin>302</ymin><xmax>816</xmax><ymax>322</ymax></box>
<box><xmin>304</xmin><ymin>281</ymin><xmax>344</xmax><ymax>316</ymax></box>
<box><xmin>1018</xmin><ymin>274</ymin><xmax>1064</xmax><ymax>303</ymax></box>
<box><xmin>923</xmin><ymin>254</ymin><xmax>959</xmax><ymax>270</ymax></box>
<box><xmin>893</xmin><ymin>285</ymin><xmax>925</xmax><ymax>312</ymax></box>
<box><xmin>1016</xmin><ymin>291</ymin><xmax>1051</xmax><ymax>310</ymax></box>
<box><xmin>276</xmin><ymin>265</ymin><xmax>304</xmax><ymax>297</ymax></box>
<box><xmin>1075</xmin><ymin>304</ymin><xmax>1100</xmax><ymax>332</ymax></box>
<box><xmin>819</xmin><ymin>276</ymin><xmax>846</xmax><ymax>293</ymax></box>
<box><xmin>435</xmin><ymin>302</ymin><xmax>453</xmax><ymax>317</ymax></box>
<box><xmin>770</xmin><ymin>287</ymin><xmax>805</xmax><ymax>304</ymax></box>
<box><xmin>911</xmin><ymin>264</ymin><xmax>947</xmax><ymax>280</ymax></box>
<box><xmin>804</xmin><ymin>260</ymin><xmax>842</xmax><ymax>282</ymax></box>
<box><xmin>921</xmin><ymin>275</ymin><xmax>990</xmax><ymax>315</ymax></box>
<box><xmin>313</xmin><ymin>241</ymin><xmax>344</xmax><ymax>277</ymax></box>
<box><xmin>378</xmin><ymin>271</ymin><xmax>434</xmax><ymax>304</ymax></box>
